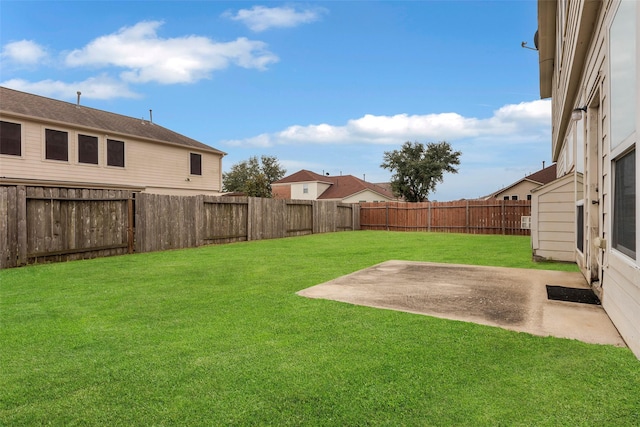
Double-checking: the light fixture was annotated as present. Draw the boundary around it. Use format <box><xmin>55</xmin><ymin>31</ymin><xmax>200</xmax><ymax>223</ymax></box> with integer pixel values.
<box><xmin>571</xmin><ymin>106</ymin><xmax>587</xmax><ymax>121</ymax></box>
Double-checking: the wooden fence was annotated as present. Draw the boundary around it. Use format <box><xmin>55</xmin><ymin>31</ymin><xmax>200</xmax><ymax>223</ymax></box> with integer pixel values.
<box><xmin>360</xmin><ymin>200</ymin><xmax>531</xmax><ymax>236</ymax></box>
<box><xmin>1</xmin><ymin>185</ymin><xmax>360</xmax><ymax>268</ymax></box>
<box><xmin>134</xmin><ymin>194</ymin><xmax>359</xmax><ymax>253</ymax></box>
<box><xmin>0</xmin><ymin>186</ymin><xmax>134</xmax><ymax>268</ymax></box>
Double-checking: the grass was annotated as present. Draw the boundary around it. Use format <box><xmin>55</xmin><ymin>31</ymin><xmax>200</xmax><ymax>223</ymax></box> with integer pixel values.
<box><xmin>1</xmin><ymin>231</ymin><xmax>638</xmax><ymax>426</ymax></box>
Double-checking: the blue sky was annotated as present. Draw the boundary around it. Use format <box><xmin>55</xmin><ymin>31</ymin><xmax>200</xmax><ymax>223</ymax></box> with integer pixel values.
<box><xmin>0</xmin><ymin>1</ymin><xmax>551</xmax><ymax>200</ymax></box>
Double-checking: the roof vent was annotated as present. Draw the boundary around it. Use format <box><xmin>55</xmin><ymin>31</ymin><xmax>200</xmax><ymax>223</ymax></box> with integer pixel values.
<box><xmin>76</xmin><ymin>91</ymin><xmax>81</xmax><ymax>106</ymax></box>
<box><xmin>149</xmin><ymin>109</ymin><xmax>153</xmax><ymax>124</ymax></box>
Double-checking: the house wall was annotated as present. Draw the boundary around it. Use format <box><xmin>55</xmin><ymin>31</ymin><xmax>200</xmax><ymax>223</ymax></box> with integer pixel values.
<box><xmin>342</xmin><ymin>190</ymin><xmax>393</xmax><ymax>204</ymax></box>
<box><xmin>0</xmin><ymin>115</ymin><xmax>223</xmax><ymax>195</ymax></box>
<box><xmin>271</xmin><ymin>184</ymin><xmax>291</xmax><ymax>199</ymax></box>
<box><xmin>531</xmin><ymin>173</ymin><xmax>582</xmax><ymax>262</ymax></box>
<box><xmin>493</xmin><ymin>181</ymin><xmax>540</xmax><ymax>201</ymax></box>
<box><xmin>290</xmin><ymin>182</ymin><xmax>331</xmax><ymax>200</ymax></box>
<box><xmin>548</xmin><ymin>0</ymin><xmax>640</xmax><ymax>357</ymax></box>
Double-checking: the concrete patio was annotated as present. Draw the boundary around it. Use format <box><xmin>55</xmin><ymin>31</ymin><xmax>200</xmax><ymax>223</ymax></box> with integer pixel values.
<box><xmin>298</xmin><ymin>260</ymin><xmax>626</xmax><ymax>347</ymax></box>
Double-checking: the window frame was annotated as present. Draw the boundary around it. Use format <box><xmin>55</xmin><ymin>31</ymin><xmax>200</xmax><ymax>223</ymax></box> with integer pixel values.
<box><xmin>576</xmin><ymin>200</ymin><xmax>585</xmax><ymax>254</ymax></box>
<box><xmin>0</xmin><ymin>120</ymin><xmax>23</xmax><ymax>157</ymax></box>
<box><xmin>611</xmin><ymin>148</ymin><xmax>636</xmax><ymax>259</ymax></box>
<box><xmin>45</xmin><ymin>128</ymin><xmax>69</xmax><ymax>162</ymax></box>
<box><xmin>190</xmin><ymin>152</ymin><xmax>202</xmax><ymax>176</ymax></box>
<box><xmin>77</xmin><ymin>133</ymin><xmax>99</xmax><ymax>165</ymax></box>
<box><xmin>106</xmin><ymin>138</ymin><xmax>125</xmax><ymax>168</ymax></box>
<box><xmin>607</xmin><ymin>0</ymin><xmax>638</xmax><ymax>264</ymax></box>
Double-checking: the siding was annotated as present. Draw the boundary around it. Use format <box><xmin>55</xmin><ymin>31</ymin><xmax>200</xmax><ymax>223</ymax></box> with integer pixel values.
<box><xmin>603</xmin><ymin>255</ymin><xmax>640</xmax><ymax>357</ymax></box>
<box><xmin>546</xmin><ymin>0</ymin><xmax>640</xmax><ymax>357</ymax></box>
<box><xmin>493</xmin><ymin>180</ymin><xmax>539</xmax><ymax>201</ymax></box>
<box><xmin>0</xmin><ymin>117</ymin><xmax>223</xmax><ymax>194</ymax></box>
<box><xmin>531</xmin><ymin>173</ymin><xmax>579</xmax><ymax>262</ymax></box>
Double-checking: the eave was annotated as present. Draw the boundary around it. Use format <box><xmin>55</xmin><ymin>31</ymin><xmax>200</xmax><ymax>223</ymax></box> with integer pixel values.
<box><xmin>538</xmin><ymin>0</ymin><xmax>557</xmax><ymax>99</ymax></box>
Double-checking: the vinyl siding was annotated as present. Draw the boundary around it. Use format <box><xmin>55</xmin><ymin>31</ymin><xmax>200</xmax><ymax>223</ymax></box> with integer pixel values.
<box><xmin>531</xmin><ymin>174</ymin><xmax>578</xmax><ymax>262</ymax></box>
<box><xmin>0</xmin><ymin>117</ymin><xmax>222</xmax><ymax>194</ymax></box>
<box><xmin>545</xmin><ymin>0</ymin><xmax>640</xmax><ymax>357</ymax></box>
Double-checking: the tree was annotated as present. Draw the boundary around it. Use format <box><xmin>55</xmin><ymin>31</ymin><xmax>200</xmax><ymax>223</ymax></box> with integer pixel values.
<box><xmin>222</xmin><ymin>155</ymin><xmax>286</xmax><ymax>197</ymax></box>
<box><xmin>381</xmin><ymin>141</ymin><xmax>461</xmax><ymax>202</ymax></box>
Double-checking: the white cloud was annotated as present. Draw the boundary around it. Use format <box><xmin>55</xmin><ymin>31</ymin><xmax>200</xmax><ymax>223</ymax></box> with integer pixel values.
<box><xmin>0</xmin><ymin>75</ymin><xmax>140</xmax><ymax>100</ymax></box>
<box><xmin>223</xmin><ymin>100</ymin><xmax>552</xmax><ymax>147</ymax></box>
<box><xmin>65</xmin><ymin>21</ymin><xmax>278</xmax><ymax>84</ymax></box>
<box><xmin>1</xmin><ymin>40</ymin><xmax>48</xmax><ymax>65</ymax></box>
<box><xmin>224</xmin><ymin>5</ymin><xmax>327</xmax><ymax>32</ymax></box>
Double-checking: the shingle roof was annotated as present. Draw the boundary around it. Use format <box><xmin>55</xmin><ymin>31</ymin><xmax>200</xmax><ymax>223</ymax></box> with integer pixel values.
<box><xmin>318</xmin><ymin>175</ymin><xmax>395</xmax><ymax>199</ymax></box>
<box><xmin>0</xmin><ymin>86</ymin><xmax>224</xmax><ymax>155</ymax></box>
<box><xmin>273</xmin><ymin>169</ymin><xmax>396</xmax><ymax>200</ymax></box>
<box><xmin>525</xmin><ymin>163</ymin><xmax>557</xmax><ymax>185</ymax></box>
<box><xmin>482</xmin><ymin>163</ymin><xmax>558</xmax><ymax>199</ymax></box>
<box><xmin>274</xmin><ymin>169</ymin><xmax>332</xmax><ymax>184</ymax></box>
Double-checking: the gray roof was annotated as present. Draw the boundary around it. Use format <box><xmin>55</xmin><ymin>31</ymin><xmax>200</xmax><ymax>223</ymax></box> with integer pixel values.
<box><xmin>0</xmin><ymin>86</ymin><xmax>225</xmax><ymax>155</ymax></box>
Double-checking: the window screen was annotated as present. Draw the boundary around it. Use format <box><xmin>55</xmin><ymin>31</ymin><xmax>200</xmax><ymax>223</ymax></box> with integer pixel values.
<box><xmin>107</xmin><ymin>139</ymin><xmax>125</xmax><ymax>167</ymax></box>
<box><xmin>0</xmin><ymin>121</ymin><xmax>21</xmax><ymax>156</ymax></box>
<box><xmin>612</xmin><ymin>149</ymin><xmax>636</xmax><ymax>259</ymax></box>
<box><xmin>45</xmin><ymin>129</ymin><xmax>68</xmax><ymax>161</ymax></box>
<box><xmin>190</xmin><ymin>153</ymin><xmax>202</xmax><ymax>175</ymax></box>
<box><xmin>78</xmin><ymin>134</ymin><xmax>99</xmax><ymax>164</ymax></box>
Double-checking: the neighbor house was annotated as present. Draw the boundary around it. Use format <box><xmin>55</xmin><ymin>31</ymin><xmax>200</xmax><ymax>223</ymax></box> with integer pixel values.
<box><xmin>0</xmin><ymin>87</ymin><xmax>226</xmax><ymax>195</ymax></box>
<box><xmin>537</xmin><ymin>0</ymin><xmax>639</xmax><ymax>357</ymax></box>
<box><xmin>484</xmin><ymin>163</ymin><xmax>557</xmax><ymax>201</ymax></box>
<box><xmin>271</xmin><ymin>170</ymin><xmax>396</xmax><ymax>203</ymax></box>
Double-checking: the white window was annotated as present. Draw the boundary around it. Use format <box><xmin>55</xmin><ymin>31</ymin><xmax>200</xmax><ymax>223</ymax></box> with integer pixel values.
<box><xmin>612</xmin><ymin>149</ymin><xmax>636</xmax><ymax>259</ymax></box>
<box><xmin>609</xmin><ymin>0</ymin><xmax>637</xmax><ymax>261</ymax></box>
<box><xmin>303</xmin><ymin>183</ymin><xmax>309</xmax><ymax>194</ymax></box>
<box><xmin>610</xmin><ymin>0</ymin><xmax>636</xmax><ymax>150</ymax></box>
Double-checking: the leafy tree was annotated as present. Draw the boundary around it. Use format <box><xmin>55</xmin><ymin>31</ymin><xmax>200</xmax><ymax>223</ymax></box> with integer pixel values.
<box><xmin>223</xmin><ymin>155</ymin><xmax>286</xmax><ymax>197</ymax></box>
<box><xmin>381</xmin><ymin>141</ymin><xmax>461</xmax><ymax>202</ymax></box>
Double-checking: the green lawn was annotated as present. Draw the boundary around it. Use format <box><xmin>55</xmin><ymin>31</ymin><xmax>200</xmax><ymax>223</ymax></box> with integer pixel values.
<box><xmin>1</xmin><ymin>231</ymin><xmax>638</xmax><ymax>426</ymax></box>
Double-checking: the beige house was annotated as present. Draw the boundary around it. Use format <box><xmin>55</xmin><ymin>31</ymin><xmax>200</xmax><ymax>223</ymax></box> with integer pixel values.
<box><xmin>485</xmin><ymin>163</ymin><xmax>557</xmax><ymax>201</ymax></box>
<box><xmin>272</xmin><ymin>170</ymin><xmax>396</xmax><ymax>203</ymax></box>
<box><xmin>0</xmin><ymin>87</ymin><xmax>225</xmax><ymax>195</ymax></box>
<box><xmin>537</xmin><ymin>0</ymin><xmax>639</xmax><ymax>357</ymax></box>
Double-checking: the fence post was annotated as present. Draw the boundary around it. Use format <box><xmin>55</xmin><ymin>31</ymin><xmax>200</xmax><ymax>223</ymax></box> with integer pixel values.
<box><xmin>127</xmin><ymin>197</ymin><xmax>134</xmax><ymax>254</ymax></box>
<box><xmin>466</xmin><ymin>200</ymin><xmax>470</xmax><ymax>234</ymax></box>
<box><xmin>247</xmin><ymin>197</ymin><xmax>254</xmax><ymax>241</ymax></box>
<box><xmin>17</xmin><ymin>185</ymin><xmax>27</xmax><ymax>266</ymax></box>
<box><xmin>385</xmin><ymin>204</ymin><xmax>389</xmax><ymax>231</ymax></box>
<box><xmin>428</xmin><ymin>201</ymin><xmax>431</xmax><ymax>232</ymax></box>
<box><xmin>501</xmin><ymin>200</ymin><xmax>506</xmax><ymax>235</ymax></box>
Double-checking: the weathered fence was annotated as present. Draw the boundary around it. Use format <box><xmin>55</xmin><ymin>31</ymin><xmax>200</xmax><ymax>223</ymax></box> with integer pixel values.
<box><xmin>360</xmin><ymin>200</ymin><xmax>531</xmax><ymax>236</ymax></box>
<box><xmin>1</xmin><ymin>185</ymin><xmax>360</xmax><ymax>268</ymax></box>
<box><xmin>135</xmin><ymin>195</ymin><xmax>359</xmax><ymax>253</ymax></box>
<box><xmin>0</xmin><ymin>186</ymin><xmax>134</xmax><ymax>268</ymax></box>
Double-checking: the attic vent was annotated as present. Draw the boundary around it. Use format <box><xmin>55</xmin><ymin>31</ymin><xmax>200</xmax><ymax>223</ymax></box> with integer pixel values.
<box><xmin>521</xmin><ymin>216</ymin><xmax>532</xmax><ymax>230</ymax></box>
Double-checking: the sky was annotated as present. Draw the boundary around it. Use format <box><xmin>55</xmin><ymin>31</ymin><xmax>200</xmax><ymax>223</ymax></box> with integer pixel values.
<box><xmin>0</xmin><ymin>0</ymin><xmax>552</xmax><ymax>200</ymax></box>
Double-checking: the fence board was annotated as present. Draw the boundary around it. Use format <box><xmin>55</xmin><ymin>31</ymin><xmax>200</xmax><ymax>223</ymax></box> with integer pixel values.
<box><xmin>286</xmin><ymin>200</ymin><xmax>313</xmax><ymax>236</ymax></box>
